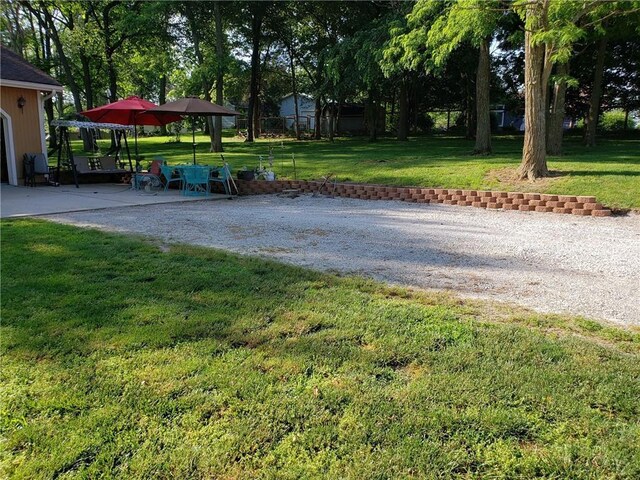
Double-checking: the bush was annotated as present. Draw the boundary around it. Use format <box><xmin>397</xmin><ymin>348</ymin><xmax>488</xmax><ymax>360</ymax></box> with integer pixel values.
<box><xmin>600</xmin><ymin>109</ymin><xmax>627</xmax><ymax>131</ymax></box>
<box><xmin>416</xmin><ymin>113</ymin><xmax>434</xmax><ymax>133</ymax></box>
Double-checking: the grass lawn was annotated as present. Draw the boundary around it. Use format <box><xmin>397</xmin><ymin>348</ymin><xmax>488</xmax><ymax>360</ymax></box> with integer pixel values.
<box><xmin>2</xmin><ymin>219</ymin><xmax>639</xmax><ymax>478</ymax></box>
<box><xmin>77</xmin><ymin>131</ymin><xmax>640</xmax><ymax>209</ymax></box>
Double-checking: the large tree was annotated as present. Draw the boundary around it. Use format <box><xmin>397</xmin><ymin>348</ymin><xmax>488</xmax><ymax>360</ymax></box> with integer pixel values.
<box><xmin>426</xmin><ymin>0</ymin><xmax>502</xmax><ymax>154</ymax></box>
<box><xmin>515</xmin><ymin>0</ymin><xmax>639</xmax><ymax>179</ymax></box>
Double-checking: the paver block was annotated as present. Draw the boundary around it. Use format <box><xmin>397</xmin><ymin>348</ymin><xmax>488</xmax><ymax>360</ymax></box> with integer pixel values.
<box><xmin>541</xmin><ymin>194</ymin><xmax>559</xmax><ymax>201</ymax></box>
<box><xmin>564</xmin><ymin>202</ymin><xmax>584</xmax><ymax>209</ymax></box>
<box><xmin>472</xmin><ymin>201</ymin><xmax>487</xmax><ymax>208</ymax></box>
<box><xmin>592</xmin><ymin>209</ymin><xmax>612</xmax><ymax>217</ymax></box>
<box><xmin>535</xmin><ymin>206</ymin><xmax>554</xmax><ymax>213</ymax></box>
<box><xmin>553</xmin><ymin>207</ymin><xmax>573</xmax><ymax>214</ymax></box>
<box><xmin>583</xmin><ymin>202</ymin><xmax>602</xmax><ymax>210</ymax></box>
<box><xmin>572</xmin><ymin>209</ymin><xmax>592</xmax><ymax>216</ymax></box>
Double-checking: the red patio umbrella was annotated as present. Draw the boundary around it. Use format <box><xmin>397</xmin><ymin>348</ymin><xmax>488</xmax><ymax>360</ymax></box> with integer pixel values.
<box><xmin>145</xmin><ymin>97</ymin><xmax>240</xmax><ymax>164</ymax></box>
<box><xmin>80</xmin><ymin>96</ymin><xmax>182</xmax><ymax>163</ymax></box>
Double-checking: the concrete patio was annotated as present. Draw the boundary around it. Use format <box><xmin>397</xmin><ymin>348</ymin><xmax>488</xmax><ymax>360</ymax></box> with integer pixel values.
<box><xmin>0</xmin><ymin>183</ymin><xmax>229</xmax><ymax>218</ymax></box>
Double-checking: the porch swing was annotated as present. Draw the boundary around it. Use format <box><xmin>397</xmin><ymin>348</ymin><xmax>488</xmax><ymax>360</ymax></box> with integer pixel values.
<box><xmin>49</xmin><ymin>119</ymin><xmax>135</xmax><ymax>188</ymax></box>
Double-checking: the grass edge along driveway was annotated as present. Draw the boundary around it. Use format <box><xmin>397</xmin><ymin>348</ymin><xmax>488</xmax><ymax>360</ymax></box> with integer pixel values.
<box><xmin>2</xmin><ymin>219</ymin><xmax>639</xmax><ymax>478</ymax></box>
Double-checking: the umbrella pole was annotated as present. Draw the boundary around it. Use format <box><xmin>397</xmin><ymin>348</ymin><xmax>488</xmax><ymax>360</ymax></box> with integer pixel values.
<box><xmin>134</xmin><ymin>120</ymin><xmax>140</xmax><ymax>171</ymax></box>
<box><xmin>192</xmin><ymin>116</ymin><xmax>196</xmax><ymax>165</ymax></box>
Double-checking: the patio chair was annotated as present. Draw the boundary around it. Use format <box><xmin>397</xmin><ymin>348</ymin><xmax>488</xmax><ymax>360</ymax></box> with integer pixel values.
<box><xmin>160</xmin><ymin>164</ymin><xmax>183</xmax><ymax>191</ymax></box>
<box><xmin>133</xmin><ymin>160</ymin><xmax>163</xmax><ymax>190</ymax></box>
<box><xmin>209</xmin><ymin>165</ymin><xmax>231</xmax><ymax>195</ymax></box>
<box><xmin>182</xmin><ymin>166</ymin><xmax>211</xmax><ymax>196</ymax></box>
<box><xmin>23</xmin><ymin>153</ymin><xmax>50</xmax><ymax>186</ymax></box>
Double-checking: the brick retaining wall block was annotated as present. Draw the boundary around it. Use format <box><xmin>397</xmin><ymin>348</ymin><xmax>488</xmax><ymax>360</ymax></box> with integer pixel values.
<box><xmin>553</xmin><ymin>207</ymin><xmax>573</xmax><ymax>214</ymax></box>
<box><xmin>592</xmin><ymin>209</ymin><xmax>612</xmax><ymax>217</ymax></box>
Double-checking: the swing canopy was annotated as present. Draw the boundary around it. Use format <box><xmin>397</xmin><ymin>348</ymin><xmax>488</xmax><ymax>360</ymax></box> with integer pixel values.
<box><xmin>51</xmin><ymin>119</ymin><xmax>135</xmax><ymax>131</ymax></box>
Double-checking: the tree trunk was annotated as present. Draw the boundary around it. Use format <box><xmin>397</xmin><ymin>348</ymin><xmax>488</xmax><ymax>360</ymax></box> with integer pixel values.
<box><xmin>328</xmin><ymin>102</ymin><xmax>335</xmax><ymax>142</ymax></box>
<box><xmin>159</xmin><ymin>74</ymin><xmax>167</xmax><ymax>135</ymax></box>
<box><xmin>367</xmin><ymin>93</ymin><xmax>378</xmax><ymax>142</ymax></box>
<box><xmin>213</xmin><ymin>0</ymin><xmax>224</xmax><ymax>152</ymax></box>
<box><xmin>45</xmin><ymin>97</ymin><xmax>57</xmax><ymax>149</ymax></box>
<box><xmin>464</xmin><ymin>73</ymin><xmax>474</xmax><ymax>139</ymax></box>
<box><xmin>35</xmin><ymin>4</ymin><xmax>95</xmax><ymax>151</ymax></box>
<box><xmin>40</xmin><ymin>13</ymin><xmax>57</xmax><ymax>150</ymax></box>
<box><xmin>518</xmin><ymin>5</ymin><xmax>549</xmax><ymax>180</ymax></box>
<box><xmin>103</xmin><ymin>5</ymin><xmax>118</xmax><ymax>152</ymax></box>
<box><xmin>246</xmin><ymin>10</ymin><xmax>262</xmax><ymax>143</ymax></box>
<box><xmin>185</xmin><ymin>8</ymin><xmax>215</xmax><ymax>151</ymax></box>
<box><xmin>397</xmin><ymin>78</ymin><xmax>408</xmax><ymax>141</ymax></box>
<box><xmin>546</xmin><ymin>61</ymin><xmax>568</xmax><ymax>155</ymax></box>
<box><xmin>288</xmin><ymin>45</ymin><xmax>301</xmax><ymax>140</ymax></box>
<box><xmin>80</xmin><ymin>49</ymin><xmax>98</xmax><ymax>152</ymax></box>
<box><xmin>80</xmin><ymin>52</ymin><xmax>94</xmax><ymax>109</ymax></box>
<box><xmin>623</xmin><ymin>109</ymin><xmax>629</xmax><ymax>131</ymax></box>
<box><xmin>37</xmin><ymin>5</ymin><xmax>83</xmax><ymax>112</ymax></box>
<box><xmin>474</xmin><ymin>37</ymin><xmax>491</xmax><ymax>154</ymax></box>
<box><xmin>314</xmin><ymin>96</ymin><xmax>322</xmax><ymax>140</ymax></box>
<box><xmin>583</xmin><ymin>36</ymin><xmax>607</xmax><ymax>147</ymax></box>
<box><xmin>253</xmin><ymin>96</ymin><xmax>261</xmax><ymax>138</ymax></box>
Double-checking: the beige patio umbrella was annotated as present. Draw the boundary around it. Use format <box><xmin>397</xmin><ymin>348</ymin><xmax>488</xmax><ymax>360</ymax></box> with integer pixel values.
<box><xmin>145</xmin><ymin>97</ymin><xmax>240</xmax><ymax>164</ymax></box>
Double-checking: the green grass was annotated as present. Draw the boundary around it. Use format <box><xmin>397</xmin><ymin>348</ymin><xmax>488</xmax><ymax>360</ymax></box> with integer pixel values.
<box><xmin>2</xmin><ymin>219</ymin><xmax>639</xmax><ymax>478</ymax></box>
<box><xmin>77</xmin><ymin>131</ymin><xmax>640</xmax><ymax>209</ymax></box>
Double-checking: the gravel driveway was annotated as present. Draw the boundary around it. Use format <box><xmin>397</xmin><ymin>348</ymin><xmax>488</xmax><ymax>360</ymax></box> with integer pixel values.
<box><xmin>48</xmin><ymin>195</ymin><xmax>640</xmax><ymax>326</ymax></box>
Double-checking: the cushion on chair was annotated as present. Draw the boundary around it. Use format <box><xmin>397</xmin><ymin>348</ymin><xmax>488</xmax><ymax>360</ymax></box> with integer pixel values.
<box><xmin>30</xmin><ymin>153</ymin><xmax>50</xmax><ymax>174</ymax></box>
<box><xmin>73</xmin><ymin>157</ymin><xmax>92</xmax><ymax>174</ymax></box>
<box><xmin>99</xmin><ymin>157</ymin><xmax>119</xmax><ymax>170</ymax></box>
<box><xmin>149</xmin><ymin>160</ymin><xmax>162</xmax><ymax>176</ymax></box>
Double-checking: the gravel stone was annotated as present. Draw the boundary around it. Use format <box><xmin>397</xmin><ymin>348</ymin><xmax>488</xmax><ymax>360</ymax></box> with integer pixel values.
<box><xmin>48</xmin><ymin>195</ymin><xmax>640</xmax><ymax>326</ymax></box>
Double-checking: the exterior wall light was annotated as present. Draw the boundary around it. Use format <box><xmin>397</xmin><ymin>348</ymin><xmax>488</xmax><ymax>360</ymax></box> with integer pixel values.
<box><xmin>17</xmin><ymin>96</ymin><xmax>26</xmax><ymax>111</ymax></box>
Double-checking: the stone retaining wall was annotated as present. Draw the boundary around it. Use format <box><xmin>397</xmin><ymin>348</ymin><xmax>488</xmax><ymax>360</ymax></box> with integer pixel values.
<box><xmin>215</xmin><ymin>180</ymin><xmax>612</xmax><ymax>217</ymax></box>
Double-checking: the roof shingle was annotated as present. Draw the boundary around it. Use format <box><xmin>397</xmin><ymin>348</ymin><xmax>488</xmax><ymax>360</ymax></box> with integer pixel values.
<box><xmin>1</xmin><ymin>46</ymin><xmax>62</xmax><ymax>88</ymax></box>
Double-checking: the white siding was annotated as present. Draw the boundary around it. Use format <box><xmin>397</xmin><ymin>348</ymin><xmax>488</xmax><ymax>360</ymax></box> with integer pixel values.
<box><xmin>279</xmin><ymin>94</ymin><xmax>316</xmax><ymax>129</ymax></box>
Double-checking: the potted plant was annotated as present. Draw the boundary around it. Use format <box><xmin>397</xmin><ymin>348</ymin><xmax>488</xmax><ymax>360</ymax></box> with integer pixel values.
<box><xmin>237</xmin><ymin>167</ymin><xmax>255</xmax><ymax>181</ymax></box>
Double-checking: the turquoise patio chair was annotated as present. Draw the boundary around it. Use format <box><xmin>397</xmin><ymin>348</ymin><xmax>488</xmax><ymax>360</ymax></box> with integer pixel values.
<box><xmin>160</xmin><ymin>164</ymin><xmax>183</xmax><ymax>191</ymax></box>
<box><xmin>182</xmin><ymin>165</ymin><xmax>211</xmax><ymax>196</ymax></box>
<box><xmin>209</xmin><ymin>165</ymin><xmax>231</xmax><ymax>195</ymax></box>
